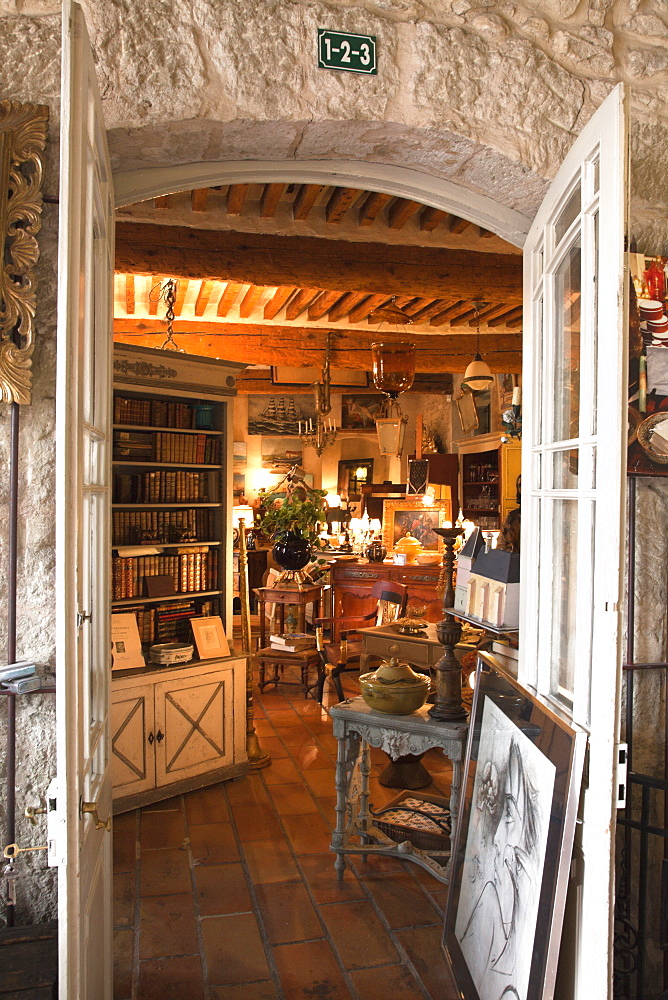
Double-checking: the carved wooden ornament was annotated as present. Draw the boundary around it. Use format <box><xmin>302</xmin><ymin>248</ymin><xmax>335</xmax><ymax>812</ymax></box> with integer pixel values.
<box><xmin>0</xmin><ymin>100</ymin><xmax>49</xmax><ymax>404</ymax></box>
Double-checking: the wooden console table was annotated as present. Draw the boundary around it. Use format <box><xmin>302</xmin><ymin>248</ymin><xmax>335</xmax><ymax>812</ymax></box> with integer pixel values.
<box><xmin>328</xmin><ymin>697</ymin><xmax>468</xmax><ymax>883</ymax></box>
<box><xmin>329</xmin><ymin>560</ymin><xmax>443</xmax><ymax>638</ymax></box>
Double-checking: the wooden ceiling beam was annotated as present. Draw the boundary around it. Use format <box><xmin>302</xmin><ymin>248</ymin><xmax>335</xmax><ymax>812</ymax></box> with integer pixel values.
<box><xmin>407</xmin><ymin>298</ymin><xmax>450</xmax><ymax>323</ymax></box>
<box><xmin>470</xmin><ymin>303</ymin><xmax>512</xmax><ymax>325</ymax></box>
<box><xmin>194</xmin><ymin>279</ymin><xmax>216</xmax><ymax>317</ymax></box>
<box><xmin>325</xmin><ymin>187</ymin><xmax>363</xmax><ymax>224</ymax></box>
<box><xmin>358</xmin><ymin>192</ymin><xmax>392</xmax><ymax>227</ymax></box>
<box><xmin>125</xmin><ymin>274</ymin><xmax>135</xmax><ymax>315</ymax></box>
<box><xmin>449</xmin><ymin>308</ymin><xmax>478</xmax><ymax>327</ymax></box>
<box><xmin>292</xmin><ymin>184</ymin><xmax>324</xmax><ymax>221</ymax></box>
<box><xmin>260</xmin><ymin>183</ymin><xmax>286</xmax><ymax>218</ymax></box>
<box><xmin>239</xmin><ymin>284</ymin><xmax>270</xmax><ymax>319</ymax></box>
<box><xmin>284</xmin><ymin>288</ymin><xmax>321</xmax><ymax>321</ymax></box>
<box><xmin>429</xmin><ymin>301</ymin><xmax>469</xmax><ymax>326</ymax></box>
<box><xmin>328</xmin><ymin>291</ymin><xmax>367</xmax><ymax>322</ymax></box>
<box><xmin>388</xmin><ymin>198</ymin><xmax>421</xmax><ymax>230</ymax></box>
<box><xmin>216</xmin><ymin>281</ymin><xmax>244</xmax><ymax>317</ymax></box>
<box><xmin>226</xmin><ymin>184</ymin><xmax>250</xmax><ymax>215</ymax></box>
<box><xmin>264</xmin><ymin>285</ymin><xmax>297</xmax><ymax>320</ymax></box>
<box><xmin>308</xmin><ymin>290</ymin><xmax>344</xmax><ymax>321</ymax></box>
<box><xmin>191</xmin><ymin>188</ymin><xmax>208</xmax><ymax>213</ymax></box>
<box><xmin>154</xmin><ymin>196</ymin><xmax>169</xmax><ymax>210</ymax></box>
<box><xmin>115</xmin><ymin>222</ymin><xmax>523</xmax><ymax>303</ymax></box>
<box><xmin>113</xmin><ymin>319</ymin><xmax>522</xmax><ymax>372</ymax></box>
<box><xmin>419</xmin><ymin>207</ymin><xmax>447</xmax><ymax>232</ymax></box>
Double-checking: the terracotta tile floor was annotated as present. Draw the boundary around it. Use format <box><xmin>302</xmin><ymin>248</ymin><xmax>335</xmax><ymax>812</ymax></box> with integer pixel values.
<box><xmin>113</xmin><ymin>665</ymin><xmax>460</xmax><ymax>999</ymax></box>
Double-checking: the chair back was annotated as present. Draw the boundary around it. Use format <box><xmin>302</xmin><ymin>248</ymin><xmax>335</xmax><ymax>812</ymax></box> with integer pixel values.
<box><xmin>368</xmin><ymin>580</ymin><xmax>408</xmax><ymax>626</ymax></box>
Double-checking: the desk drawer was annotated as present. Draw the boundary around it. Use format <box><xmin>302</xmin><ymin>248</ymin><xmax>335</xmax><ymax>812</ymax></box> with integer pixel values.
<box><xmin>364</xmin><ymin>634</ymin><xmax>434</xmax><ymax>667</ymax></box>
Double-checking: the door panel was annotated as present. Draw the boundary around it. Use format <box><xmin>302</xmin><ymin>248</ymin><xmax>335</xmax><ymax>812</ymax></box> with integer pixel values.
<box><xmin>55</xmin><ymin>2</ymin><xmax>114</xmax><ymax>996</ymax></box>
<box><xmin>521</xmin><ymin>84</ymin><xmax>627</xmax><ymax>997</ymax></box>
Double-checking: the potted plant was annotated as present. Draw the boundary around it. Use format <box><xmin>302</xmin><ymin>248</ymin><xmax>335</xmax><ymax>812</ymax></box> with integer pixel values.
<box><xmin>256</xmin><ymin>468</ymin><xmax>328</xmax><ymax>581</ymax></box>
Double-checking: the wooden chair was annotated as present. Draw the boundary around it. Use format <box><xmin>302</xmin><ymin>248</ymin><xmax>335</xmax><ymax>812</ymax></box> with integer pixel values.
<box><xmin>314</xmin><ymin>580</ymin><xmax>408</xmax><ymax>703</ymax></box>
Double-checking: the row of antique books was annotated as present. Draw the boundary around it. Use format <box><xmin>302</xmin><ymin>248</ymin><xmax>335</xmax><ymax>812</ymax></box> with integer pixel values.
<box><xmin>113</xmin><ymin>429</ymin><xmax>220</xmax><ymax>465</ymax></box>
<box><xmin>114</xmin><ymin>395</ymin><xmax>199</xmax><ymax>429</ymax></box>
<box><xmin>112</xmin><ymin>548</ymin><xmax>219</xmax><ymax>600</ymax></box>
<box><xmin>113</xmin><ymin>598</ymin><xmax>216</xmax><ymax>645</ymax></box>
<box><xmin>112</xmin><ymin>508</ymin><xmax>215</xmax><ymax>546</ymax></box>
<box><xmin>114</xmin><ymin>470</ymin><xmax>212</xmax><ymax>504</ymax></box>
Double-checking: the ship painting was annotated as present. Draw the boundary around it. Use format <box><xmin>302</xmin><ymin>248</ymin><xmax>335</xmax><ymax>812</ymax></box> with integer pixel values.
<box><xmin>247</xmin><ymin>394</ymin><xmax>317</xmax><ymax>435</ymax></box>
<box><xmin>261</xmin><ymin>438</ymin><xmax>303</xmax><ymax>474</ymax></box>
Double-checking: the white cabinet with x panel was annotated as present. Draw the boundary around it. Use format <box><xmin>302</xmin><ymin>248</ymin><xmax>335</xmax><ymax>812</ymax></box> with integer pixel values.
<box><xmin>110</xmin><ymin>657</ymin><xmax>248</xmax><ymax>813</ymax></box>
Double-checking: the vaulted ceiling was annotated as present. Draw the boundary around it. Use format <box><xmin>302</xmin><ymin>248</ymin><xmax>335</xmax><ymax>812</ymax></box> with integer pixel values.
<box><xmin>113</xmin><ymin>181</ymin><xmax>524</xmax><ymax>382</ymax></box>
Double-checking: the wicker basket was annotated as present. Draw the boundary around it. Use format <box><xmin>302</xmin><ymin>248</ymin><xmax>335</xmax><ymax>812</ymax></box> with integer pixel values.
<box><xmin>371</xmin><ymin>791</ymin><xmax>451</xmax><ymax>854</ymax></box>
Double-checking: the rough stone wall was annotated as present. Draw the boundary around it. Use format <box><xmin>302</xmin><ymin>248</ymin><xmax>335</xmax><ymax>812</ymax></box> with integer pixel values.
<box><xmin>0</xmin><ymin>13</ymin><xmax>61</xmax><ymax>925</ymax></box>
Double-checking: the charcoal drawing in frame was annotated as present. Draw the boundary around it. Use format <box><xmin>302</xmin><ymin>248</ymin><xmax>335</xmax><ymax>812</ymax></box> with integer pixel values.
<box><xmin>444</xmin><ymin>651</ymin><xmax>586</xmax><ymax>1000</ymax></box>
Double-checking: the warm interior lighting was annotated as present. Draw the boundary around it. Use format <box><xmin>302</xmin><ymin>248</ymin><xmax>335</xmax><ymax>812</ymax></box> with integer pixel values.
<box><xmin>355</xmin><ymin>466</ymin><xmax>368</xmax><ymax>482</ymax></box>
<box><xmin>326</xmin><ymin>493</ymin><xmax>341</xmax><ymax>508</ymax></box>
<box><xmin>231</xmin><ymin>504</ymin><xmax>254</xmax><ymax>526</ymax></box>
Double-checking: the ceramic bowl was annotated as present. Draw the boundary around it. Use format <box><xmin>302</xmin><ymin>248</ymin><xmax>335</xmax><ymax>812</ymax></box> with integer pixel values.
<box><xmin>359</xmin><ymin>654</ymin><xmax>430</xmax><ymax>715</ymax></box>
<box><xmin>648</xmin><ymin>317</ymin><xmax>668</xmax><ymax>335</ymax></box>
<box><xmin>637</xmin><ymin>413</ymin><xmax>668</xmax><ymax>465</ymax></box>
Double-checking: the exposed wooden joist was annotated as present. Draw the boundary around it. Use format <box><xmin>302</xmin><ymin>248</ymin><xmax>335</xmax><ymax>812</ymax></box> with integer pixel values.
<box><xmin>358</xmin><ymin>192</ymin><xmax>392</xmax><ymax>227</ymax></box>
<box><xmin>488</xmin><ymin>306</ymin><xmax>523</xmax><ymax>327</ymax></box>
<box><xmin>449</xmin><ymin>308</ymin><xmax>479</xmax><ymax>327</ymax></box>
<box><xmin>147</xmin><ymin>276</ymin><xmax>165</xmax><ymax>316</ymax></box>
<box><xmin>448</xmin><ymin>215</ymin><xmax>471</xmax><ymax>235</ymax></box>
<box><xmin>194</xmin><ymin>279</ymin><xmax>216</xmax><ymax>316</ymax></box>
<box><xmin>285</xmin><ymin>288</ymin><xmax>321</xmax><ymax>321</ymax></box>
<box><xmin>479</xmin><ymin>227</ymin><xmax>494</xmax><ymax>239</ymax></box>
<box><xmin>125</xmin><ymin>274</ymin><xmax>135</xmax><ymax>315</ymax></box>
<box><xmin>226</xmin><ymin>184</ymin><xmax>250</xmax><ymax>215</ymax></box>
<box><xmin>191</xmin><ymin>188</ymin><xmax>208</xmax><ymax>213</ymax></box>
<box><xmin>429</xmin><ymin>301</ymin><xmax>469</xmax><ymax>326</ymax></box>
<box><xmin>406</xmin><ymin>299</ymin><xmax>450</xmax><ymax>323</ymax></box>
<box><xmin>292</xmin><ymin>184</ymin><xmax>324</xmax><ymax>221</ymax></box>
<box><xmin>264</xmin><ymin>286</ymin><xmax>297</xmax><ymax>320</ymax></box>
<box><xmin>349</xmin><ymin>294</ymin><xmax>391</xmax><ymax>324</ymax></box>
<box><xmin>470</xmin><ymin>303</ymin><xmax>513</xmax><ymax>325</ymax></box>
<box><xmin>154</xmin><ymin>196</ymin><xmax>169</xmax><ymax>210</ymax></box>
<box><xmin>325</xmin><ymin>188</ymin><xmax>362</xmax><ymax>224</ymax></box>
<box><xmin>328</xmin><ymin>291</ymin><xmax>367</xmax><ymax>323</ymax></box>
<box><xmin>419</xmin><ymin>207</ymin><xmax>447</xmax><ymax>232</ymax></box>
<box><xmin>173</xmin><ymin>279</ymin><xmax>188</xmax><ymax>317</ymax></box>
<box><xmin>260</xmin><ymin>183</ymin><xmax>286</xmax><ymax>218</ymax></box>
<box><xmin>217</xmin><ymin>281</ymin><xmax>244</xmax><ymax>317</ymax></box>
<box><xmin>113</xmin><ymin>319</ymin><xmax>522</xmax><ymax>372</ymax></box>
<box><xmin>308</xmin><ymin>290</ymin><xmax>344</xmax><ymax>321</ymax></box>
<box><xmin>239</xmin><ymin>284</ymin><xmax>270</xmax><ymax>319</ymax></box>
<box><xmin>388</xmin><ymin>198</ymin><xmax>421</xmax><ymax>230</ymax></box>
<box><xmin>115</xmin><ymin>223</ymin><xmax>524</xmax><ymax>303</ymax></box>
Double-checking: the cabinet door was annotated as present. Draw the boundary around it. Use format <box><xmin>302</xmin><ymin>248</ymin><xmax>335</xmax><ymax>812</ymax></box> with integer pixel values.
<box><xmin>154</xmin><ymin>666</ymin><xmax>235</xmax><ymax>786</ymax></box>
<box><xmin>500</xmin><ymin>441</ymin><xmax>522</xmax><ymax>521</ymax></box>
<box><xmin>110</xmin><ymin>683</ymin><xmax>155</xmax><ymax>797</ymax></box>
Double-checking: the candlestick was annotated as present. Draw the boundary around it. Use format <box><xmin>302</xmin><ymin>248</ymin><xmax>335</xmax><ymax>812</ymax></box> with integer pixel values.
<box><xmin>429</xmin><ymin>526</ymin><xmax>467</xmax><ymax>721</ymax></box>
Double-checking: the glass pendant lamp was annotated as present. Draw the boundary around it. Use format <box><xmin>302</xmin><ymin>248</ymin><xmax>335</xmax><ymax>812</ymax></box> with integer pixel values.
<box><xmin>463</xmin><ymin>302</ymin><xmax>493</xmax><ymax>391</ymax></box>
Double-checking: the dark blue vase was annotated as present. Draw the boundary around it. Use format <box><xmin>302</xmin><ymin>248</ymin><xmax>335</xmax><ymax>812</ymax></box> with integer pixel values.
<box><xmin>272</xmin><ymin>532</ymin><xmax>312</xmax><ymax>572</ymax></box>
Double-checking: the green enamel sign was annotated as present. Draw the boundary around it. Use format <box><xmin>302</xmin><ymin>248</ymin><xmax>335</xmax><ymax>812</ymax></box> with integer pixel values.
<box><xmin>318</xmin><ymin>29</ymin><xmax>377</xmax><ymax>75</ymax></box>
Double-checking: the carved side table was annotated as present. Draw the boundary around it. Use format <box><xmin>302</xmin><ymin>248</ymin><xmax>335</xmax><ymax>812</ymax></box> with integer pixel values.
<box><xmin>328</xmin><ymin>697</ymin><xmax>468</xmax><ymax>884</ymax></box>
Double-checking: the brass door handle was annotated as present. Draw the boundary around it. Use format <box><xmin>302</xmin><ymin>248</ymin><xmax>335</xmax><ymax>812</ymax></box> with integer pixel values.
<box><xmin>81</xmin><ymin>801</ymin><xmax>111</xmax><ymax>832</ymax></box>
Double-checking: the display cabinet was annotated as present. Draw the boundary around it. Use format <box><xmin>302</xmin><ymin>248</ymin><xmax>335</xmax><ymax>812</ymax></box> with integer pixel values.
<box><xmin>456</xmin><ymin>432</ymin><xmax>521</xmax><ymax>528</ymax></box>
<box><xmin>111</xmin><ymin>345</ymin><xmax>248</xmax><ymax>808</ymax></box>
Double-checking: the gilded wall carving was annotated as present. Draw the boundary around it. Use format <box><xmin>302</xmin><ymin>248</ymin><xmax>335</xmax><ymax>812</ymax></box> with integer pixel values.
<box><xmin>0</xmin><ymin>100</ymin><xmax>49</xmax><ymax>405</ymax></box>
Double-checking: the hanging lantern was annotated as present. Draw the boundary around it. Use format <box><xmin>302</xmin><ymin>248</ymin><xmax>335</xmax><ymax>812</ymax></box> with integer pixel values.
<box><xmin>463</xmin><ymin>303</ymin><xmax>493</xmax><ymax>391</ymax></box>
<box><xmin>371</xmin><ymin>341</ymin><xmax>415</xmax><ymax>458</ymax></box>
<box><xmin>375</xmin><ymin>399</ymin><xmax>409</xmax><ymax>457</ymax></box>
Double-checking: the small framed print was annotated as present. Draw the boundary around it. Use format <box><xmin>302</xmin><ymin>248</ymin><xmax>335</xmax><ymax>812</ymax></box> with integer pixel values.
<box><xmin>190</xmin><ymin>616</ymin><xmax>230</xmax><ymax>659</ymax></box>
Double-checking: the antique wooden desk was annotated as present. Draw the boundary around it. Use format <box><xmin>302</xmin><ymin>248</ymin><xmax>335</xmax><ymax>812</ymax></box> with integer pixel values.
<box><xmin>328</xmin><ymin>697</ymin><xmax>469</xmax><ymax>883</ymax></box>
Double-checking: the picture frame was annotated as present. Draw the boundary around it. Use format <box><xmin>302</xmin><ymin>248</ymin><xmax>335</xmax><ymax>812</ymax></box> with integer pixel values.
<box><xmin>271</xmin><ymin>366</ymin><xmax>368</xmax><ymax>387</ymax></box>
<box><xmin>337</xmin><ymin>458</ymin><xmax>374</xmax><ymax>497</ymax></box>
<box><xmin>456</xmin><ymin>388</ymin><xmax>479</xmax><ymax>434</ymax></box>
<box><xmin>382</xmin><ymin>497</ymin><xmax>452</xmax><ymax>553</ymax></box>
<box><xmin>444</xmin><ymin>651</ymin><xmax>586</xmax><ymax>1000</ymax></box>
<box><xmin>496</xmin><ymin>373</ymin><xmax>517</xmax><ymax>411</ymax></box>
<box><xmin>190</xmin><ymin>615</ymin><xmax>230</xmax><ymax>660</ymax></box>
<box><xmin>247</xmin><ymin>393</ymin><xmax>317</xmax><ymax>435</ymax></box>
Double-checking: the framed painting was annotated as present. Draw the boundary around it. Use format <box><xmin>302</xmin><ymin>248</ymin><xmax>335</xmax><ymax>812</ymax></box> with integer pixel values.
<box><xmin>382</xmin><ymin>498</ymin><xmax>452</xmax><ymax>552</ymax></box>
<box><xmin>444</xmin><ymin>651</ymin><xmax>586</xmax><ymax>1000</ymax></box>
<box><xmin>247</xmin><ymin>394</ymin><xmax>317</xmax><ymax>435</ymax></box>
<box><xmin>456</xmin><ymin>389</ymin><xmax>479</xmax><ymax>434</ymax></box>
<box><xmin>496</xmin><ymin>373</ymin><xmax>517</xmax><ymax>411</ymax></box>
<box><xmin>341</xmin><ymin>393</ymin><xmax>386</xmax><ymax>430</ymax></box>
